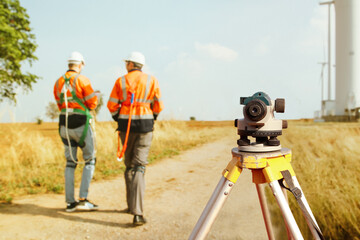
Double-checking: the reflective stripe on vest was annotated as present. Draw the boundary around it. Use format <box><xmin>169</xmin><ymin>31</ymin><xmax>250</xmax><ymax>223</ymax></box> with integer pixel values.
<box><xmin>144</xmin><ymin>74</ymin><xmax>151</xmax><ymax>101</ymax></box>
<box><xmin>108</xmin><ymin>97</ymin><xmax>119</xmax><ymax>104</ymax></box>
<box><xmin>118</xmin><ymin>114</ymin><xmax>154</xmax><ymax>120</ymax></box>
<box><xmin>121</xmin><ymin>76</ymin><xmax>127</xmax><ymax>102</ymax></box>
<box><xmin>122</xmin><ymin>74</ymin><xmax>151</xmax><ymax>103</ymax></box>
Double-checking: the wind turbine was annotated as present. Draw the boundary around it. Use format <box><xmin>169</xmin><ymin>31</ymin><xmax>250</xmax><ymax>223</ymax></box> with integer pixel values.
<box><xmin>318</xmin><ymin>61</ymin><xmax>327</xmax><ymax>117</ymax></box>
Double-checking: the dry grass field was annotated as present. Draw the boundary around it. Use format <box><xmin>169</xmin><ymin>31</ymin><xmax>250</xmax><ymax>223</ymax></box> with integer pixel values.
<box><xmin>272</xmin><ymin>120</ymin><xmax>360</xmax><ymax>240</ymax></box>
<box><xmin>0</xmin><ymin>120</ymin><xmax>234</xmax><ymax>202</ymax></box>
<box><xmin>0</xmin><ymin>120</ymin><xmax>359</xmax><ymax>239</ymax></box>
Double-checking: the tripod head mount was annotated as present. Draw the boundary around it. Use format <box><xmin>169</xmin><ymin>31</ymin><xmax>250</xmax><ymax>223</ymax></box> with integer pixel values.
<box><xmin>235</xmin><ymin>92</ymin><xmax>287</xmax><ymax>152</ymax></box>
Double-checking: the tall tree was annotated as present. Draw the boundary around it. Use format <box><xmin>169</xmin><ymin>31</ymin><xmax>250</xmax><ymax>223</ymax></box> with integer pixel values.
<box><xmin>0</xmin><ymin>0</ymin><xmax>39</xmax><ymax>103</ymax></box>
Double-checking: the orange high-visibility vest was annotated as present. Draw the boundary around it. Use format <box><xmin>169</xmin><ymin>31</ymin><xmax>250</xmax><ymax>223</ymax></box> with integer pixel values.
<box><xmin>107</xmin><ymin>70</ymin><xmax>164</xmax><ymax>133</ymax></box>
<box><xmin>54</xmin><ymin>71</ymin><xmax>98</xmax><ymax>113</ymax></box>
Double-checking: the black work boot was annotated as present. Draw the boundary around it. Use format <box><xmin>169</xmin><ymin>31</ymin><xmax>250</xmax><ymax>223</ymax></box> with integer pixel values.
<box><xmin>133</xmin><ymin>215</ymin><xmax>147</xmax><ymax>226</ymax></box>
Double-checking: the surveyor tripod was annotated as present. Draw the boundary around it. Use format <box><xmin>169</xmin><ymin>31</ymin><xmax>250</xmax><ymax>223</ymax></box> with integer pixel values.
<box><xmin>189</xmin><ymin>147</ymin><xmax>324</xmax><ymax>240</ymax></box>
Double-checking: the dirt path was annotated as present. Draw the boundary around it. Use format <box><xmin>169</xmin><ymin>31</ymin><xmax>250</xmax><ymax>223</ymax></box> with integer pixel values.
<box><xmin>0</xmin><ymin>136</ymin><xmax>268</xmax><ymax>240</ymax></box>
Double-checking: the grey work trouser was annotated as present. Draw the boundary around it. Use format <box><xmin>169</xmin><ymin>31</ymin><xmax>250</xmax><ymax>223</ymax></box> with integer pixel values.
<box><xmin>120</xmin><ymin>131</ymin><xmax>152</xmax><ymax>216</ymax></box>
<box><xmin>60</xmin><ymin>125</ymin><xmax>96</xmax><ymax>203</ymax></box>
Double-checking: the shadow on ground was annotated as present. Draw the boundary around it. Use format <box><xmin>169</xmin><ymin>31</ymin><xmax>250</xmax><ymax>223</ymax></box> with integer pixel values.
<box><xmin>0</xmin><ymin>203</ymin><xmax>134</xmax><ymax>228</ymax></box>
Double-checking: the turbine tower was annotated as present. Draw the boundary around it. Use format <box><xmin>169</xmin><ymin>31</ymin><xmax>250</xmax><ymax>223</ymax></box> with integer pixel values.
<box><xmin>334</xmin><ymin>0</ymin><xmax>360</xmax><ymax>119</ymax></box>
<box><xmin>320</xmin><ymin>0</ymin><xmax>360</xmax><ymax>120</ymax></box>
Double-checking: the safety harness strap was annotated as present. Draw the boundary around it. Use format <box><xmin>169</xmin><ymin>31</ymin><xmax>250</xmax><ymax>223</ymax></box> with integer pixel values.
<box><xmin>280</xmin><ymin>170</ymin><xmax>325</xmax><ymax>240</ymax></box>
<box><xmin>60</xmin><ymin>73</ymin><xmax>92</xmax><ymax>147</ymax></box>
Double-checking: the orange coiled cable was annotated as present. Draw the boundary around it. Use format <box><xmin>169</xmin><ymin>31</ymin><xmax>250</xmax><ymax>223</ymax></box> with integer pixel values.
<box><xmin>117</xmin><ymin>93</ymin><xmax>134</xmax><ymax>161</ymax></box>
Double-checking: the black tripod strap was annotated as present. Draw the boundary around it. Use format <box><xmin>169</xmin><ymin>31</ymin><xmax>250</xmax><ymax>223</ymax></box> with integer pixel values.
<box><xmin>280</xmin><ymin>170</ymin><xmax>325</xmax><ymax>240</ymax></box>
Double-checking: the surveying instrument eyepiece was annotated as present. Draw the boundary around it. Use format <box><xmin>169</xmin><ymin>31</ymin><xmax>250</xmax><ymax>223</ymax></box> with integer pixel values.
<box><xmin>189</xmin><ymin>92</ymin><xmax>324</xmax><ymax>240</ymax></box>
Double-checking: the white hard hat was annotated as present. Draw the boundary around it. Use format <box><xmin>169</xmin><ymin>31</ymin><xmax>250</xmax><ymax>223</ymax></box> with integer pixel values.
<box><xmin>124</xmin><ymin>51</ymin><xmax>145</xmax><ymax>65</ymax></box>
<box><xmin>68</xmin><ymin>51</ymin><xmax>85</xmax><ymax>65</ymax></box>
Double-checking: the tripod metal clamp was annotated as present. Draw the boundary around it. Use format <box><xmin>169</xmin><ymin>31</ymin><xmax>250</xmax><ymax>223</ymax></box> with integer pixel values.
<box><xmin>280</xmin><ymin>170</ymin><xmax>303</xmax><ymax>200</ymax></box>
<box><xmin>291</xmin><ymin>187</ymin><xmax>303</xmax><ymax>200</ymax></box>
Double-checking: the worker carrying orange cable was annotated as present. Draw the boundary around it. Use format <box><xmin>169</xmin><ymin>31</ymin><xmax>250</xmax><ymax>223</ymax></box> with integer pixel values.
<box><xmin>107</xmin><ymin>51</ymin><xmax>164</xmax><ymax>226</ymax></box>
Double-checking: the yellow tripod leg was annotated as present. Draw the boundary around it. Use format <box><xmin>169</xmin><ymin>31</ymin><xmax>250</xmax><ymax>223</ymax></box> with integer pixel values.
<box><xmin>189</xmin><ymin>157</ymin><xmax>242</xmax><ymax>240</ymax></box>
<box><xmin>222</xmin><ymin>156</ymin><xmax>243</xmax><ymax>183</ymax></box>
<box><xmin>262</xmin><ymin>153</ymin><xmax>295</xmax><ymax>183</ymax></box>
<box><xmin>259</xmin><ymin>154</ymin><xmax>303</xmax><ymax>240</ymax></box>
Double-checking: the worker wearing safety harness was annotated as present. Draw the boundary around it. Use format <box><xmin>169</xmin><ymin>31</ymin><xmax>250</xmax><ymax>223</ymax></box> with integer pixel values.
<box><xmin>54</xmin><ymin>51</ymin><xmax>98</xmax><ymax>212</ymax></box>
<box><xmin>107</xmin><ymin>52</ymin><xmax>164</xmax><ymax>226</ymax></box>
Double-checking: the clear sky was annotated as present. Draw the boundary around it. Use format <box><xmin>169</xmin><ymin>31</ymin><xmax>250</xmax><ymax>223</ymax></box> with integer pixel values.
<box><xmin>0</xmin><ymin>0</ymin><xmax>334</xmax><ymax>122</ymax></box>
